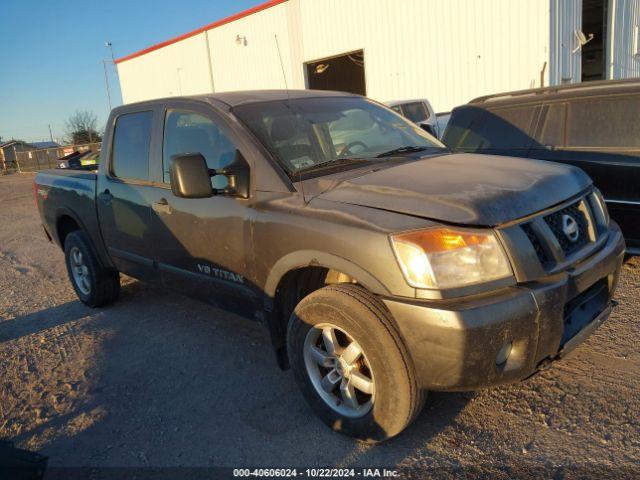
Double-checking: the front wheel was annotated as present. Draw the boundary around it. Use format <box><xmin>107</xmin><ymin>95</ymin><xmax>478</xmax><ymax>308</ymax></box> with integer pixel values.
<box><xmin>64</xmin><ymin>230</ymin><xmax>120</xmax><ymax>307</ymax></box>
<box><xmin>287</xmin><ymin>284</ymin><xmax>423</xmax><ymax>442</ymax></box>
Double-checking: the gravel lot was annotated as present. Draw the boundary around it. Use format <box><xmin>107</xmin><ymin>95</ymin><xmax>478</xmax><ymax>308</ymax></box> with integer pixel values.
<box><xmin>1</xmin><ymin>172</ymin><xmax>639</xmax><ymax>478</ymax></box>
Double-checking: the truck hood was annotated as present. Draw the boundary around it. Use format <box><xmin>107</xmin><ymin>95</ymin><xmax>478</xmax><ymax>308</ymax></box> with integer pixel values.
<box><xmin>314</xmin><ymin>153</ymin><xmax>591</xmax><ymax>226</ymax></box>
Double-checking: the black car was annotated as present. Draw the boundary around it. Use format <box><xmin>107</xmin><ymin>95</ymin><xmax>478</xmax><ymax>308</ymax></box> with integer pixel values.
<box><xmin>56</xmin><ymin>150</ymin><xmax>100</xmax><ymax>170</ymax></box>
<box><xmin>443</xmin><ymin>79</ymin><xmax>640</xmax><ymax>254</ymax></box>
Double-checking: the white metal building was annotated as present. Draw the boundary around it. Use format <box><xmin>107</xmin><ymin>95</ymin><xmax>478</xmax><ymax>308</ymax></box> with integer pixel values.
<box><xmin>115</xmin><ymin>0</ymin><xmax>640</xmax><ymax>112</ymax></box>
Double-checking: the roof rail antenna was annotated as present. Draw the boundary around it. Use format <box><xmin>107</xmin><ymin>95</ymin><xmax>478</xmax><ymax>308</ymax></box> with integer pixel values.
<box><xmin>274</xmin><ymin>34</ymin><xmax>307</xmax><ymax>203</ymax></box>
<box><xmin>274</xmin><ymin>34</ymin><xmax>289</xmax><ymax>93</ymax></box>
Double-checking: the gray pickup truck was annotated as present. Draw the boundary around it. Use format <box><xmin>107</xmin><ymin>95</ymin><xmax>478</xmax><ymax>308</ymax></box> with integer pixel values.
<box><xmin>35</xmin><ymin>90</ymin><xmax>624</xmax><ymax>441</ymax></box>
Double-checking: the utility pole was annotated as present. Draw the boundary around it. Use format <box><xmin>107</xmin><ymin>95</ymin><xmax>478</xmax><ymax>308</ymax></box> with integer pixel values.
<box><xmin>102</xmin><ymin>60</ymin><xmax>112</xmax><ymax>110</ymax></box>
<box><xmin>103</xmin><ymin>42</ymin><xmax>118</xmax><ymax>109</ymax></box>
<box><xmin>105</xmin><ymin>42</ymin><xmax>116</xmax><ymax>66</ymax></box>
<box><xmin>48</xmin><ymin>124</ymin><xmax>54</xmax><ymax>143</ymax></box>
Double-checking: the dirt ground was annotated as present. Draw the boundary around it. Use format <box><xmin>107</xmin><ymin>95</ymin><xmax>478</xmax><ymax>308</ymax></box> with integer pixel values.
<box><xmin>1</xmin><ymin>172</ymin><xmax>638</xmax><ymax>478</ymax></box>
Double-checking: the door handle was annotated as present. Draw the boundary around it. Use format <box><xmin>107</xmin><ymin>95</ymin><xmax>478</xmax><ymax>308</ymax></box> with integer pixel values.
<box><xmin>152</xmin><ymin>198</ymin><xmax>171</xmax><ymax>215</ymax></box>
<box><xmin>98</xmin><ymin>189</ymin><xmax>113</xmax><ymax>205</ymax></box>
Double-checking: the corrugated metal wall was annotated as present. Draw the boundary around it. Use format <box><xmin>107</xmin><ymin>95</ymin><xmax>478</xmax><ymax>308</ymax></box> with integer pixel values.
<box><xmin>117</xmin><ymin>32</ymin><xmax>214</xmax><ymax>103</ymax></box>
<box><xmin>118</xmin><ymin>0</ymin><xmax>551</xmax><ymax>112</ymax></box>
<box><xmin>608</xmin><ymin>0</ymin><xmax>640</xmax><ymax>78</ymax></box>
<box><xmin>208</xmin><ymin>2</ymin><xmax>295</xmax><ymax>92</ymax></box>
<box><xmin>549</xmin><ymin>0</ymin><xmax>583</xmax><ymax>84</ymax></box>
<box><xmin>298</xmin><ymin>0</ymin><xmax>550</xmax><ymax>112</ymax></box>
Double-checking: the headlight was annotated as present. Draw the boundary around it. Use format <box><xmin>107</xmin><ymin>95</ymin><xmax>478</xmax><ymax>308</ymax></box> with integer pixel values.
<box><xmin>390</xmin><ymin>227</ymin><xmax>513</xmax><ymax>290</ymax></box>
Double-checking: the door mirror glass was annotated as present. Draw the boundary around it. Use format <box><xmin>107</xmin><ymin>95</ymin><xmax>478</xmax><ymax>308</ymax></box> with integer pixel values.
<box><xmin>169</xmin><ymin>153</ymin><xmax>214</xmax><ymax>198</ymax></box>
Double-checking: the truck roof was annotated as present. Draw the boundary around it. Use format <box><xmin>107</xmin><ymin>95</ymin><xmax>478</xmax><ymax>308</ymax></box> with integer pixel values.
<box><xmin>114</xmin><ymin>89</ymin><xmax>358</xmax><ymax>112</ymax></box>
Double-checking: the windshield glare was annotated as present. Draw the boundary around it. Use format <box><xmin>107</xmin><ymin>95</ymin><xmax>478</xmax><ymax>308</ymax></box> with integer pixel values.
<box><xmin>232</xmin><ymin>97</ymin><xmax>445</xmax><ymax>176</ymax></box>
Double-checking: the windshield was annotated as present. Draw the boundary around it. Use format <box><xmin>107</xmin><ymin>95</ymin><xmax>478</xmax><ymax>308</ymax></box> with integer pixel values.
<box><xmin>232</xmin><ymin>96</ymin><xmax>446</xmax><ymax>176</ymax></box>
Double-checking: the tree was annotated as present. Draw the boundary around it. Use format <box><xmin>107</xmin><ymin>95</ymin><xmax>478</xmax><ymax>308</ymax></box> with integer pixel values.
<box><xmin>65</xmin><ymin>110</ymin><xmax>102</xmax><ymax>145</ymax></box>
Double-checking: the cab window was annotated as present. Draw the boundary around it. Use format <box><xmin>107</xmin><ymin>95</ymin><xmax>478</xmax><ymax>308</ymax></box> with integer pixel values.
<box><xmin>401</xmin><ymin>102</ymin><xmax>429</xmax><ymax>123</ymax></box>
<box><xmin>111</xmin><ymin>111</ymin><xmax>153</xmax><ymax>181</ymax></box>
<box><xmin>162</xmin><ymin>110</ymin><xmax>237</xmax><ymax>187</ymax></box>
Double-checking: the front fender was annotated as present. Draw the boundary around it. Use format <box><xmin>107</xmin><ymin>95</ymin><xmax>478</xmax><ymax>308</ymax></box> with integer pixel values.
<box><xmin>264</xmin><ymin>250</ymin><xmax>390</xmax><ymax>298</ymax></box>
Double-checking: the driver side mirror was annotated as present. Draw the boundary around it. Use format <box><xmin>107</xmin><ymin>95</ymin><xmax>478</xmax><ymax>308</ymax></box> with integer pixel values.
<box><xmin>170</xmin><ymin>153</ymin><xmax>214</xmax><ymax>198</ymax></box>
<box><xmin>419</xmin><ymin>123</ymin><xmax>437</xmax><ymax>137</ymax></box>
<box><xmin>169</xmin><ymin>151</ymin><xmax>250</xmax><ymax>199</ymax></box>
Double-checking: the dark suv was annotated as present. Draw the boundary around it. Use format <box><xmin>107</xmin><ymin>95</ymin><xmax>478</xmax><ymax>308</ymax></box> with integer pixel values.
<box><xmin>443</xmin><ymin>79</ymin><xmax>640</xmax><ymax>253</ymax></box>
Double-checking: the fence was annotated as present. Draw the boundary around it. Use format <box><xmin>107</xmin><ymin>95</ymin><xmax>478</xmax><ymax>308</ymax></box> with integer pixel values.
<box><xmin>2</xmin><ymin>143</ymin><xmax>101</xmax><ymax>174</ymax></box>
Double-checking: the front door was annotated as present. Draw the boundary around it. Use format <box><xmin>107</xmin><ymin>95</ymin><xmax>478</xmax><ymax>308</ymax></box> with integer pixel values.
<box><xmin>149</xmin><ymin>103</ymin><xmax>257</xmax><ymax>317</ymax></box>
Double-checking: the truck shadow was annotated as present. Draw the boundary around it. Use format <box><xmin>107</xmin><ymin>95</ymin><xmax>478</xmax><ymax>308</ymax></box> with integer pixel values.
<box><xmin>5</xmin><ymin>279</ymin><xmax>471</xmax><ymax>468</ymax></box>
<box><xmin>0</xmin><ymin>301</ymin><xmax>96</xmax><ymax>344</ymax></box>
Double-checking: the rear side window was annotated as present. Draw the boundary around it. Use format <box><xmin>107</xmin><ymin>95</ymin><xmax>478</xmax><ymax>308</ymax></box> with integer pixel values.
<box><xmin>442</xmin><ymin>106</ymin><xmax>479</xmax><ymax>148</ymax></box>
<box><xmin>567</xmin><ymin>96</ymin><xmax>640</xmax><ymax>148</ymax></box>
<box><xmin>444</xmin><ymin>105</ymin><xmax>537</xmax><ymax>151</ymax></box>
<box><xmin>478</xmin><ymin>106</ymin><xmax>537</xmax><ymax>149</ymax></box>
<box><xmin>537</xmin><ymin>103</ymin><xmax>566</xmax><ymax>147</ymax></box>
<box><xmin>401</xmin><ymin>102</ymin><xmax>429</xmax><ymax>123</ymax></box>
<box><xmin>111</xmin><ymin>111</ymin><xmax>153</xmax><ymax>181</ymax></box>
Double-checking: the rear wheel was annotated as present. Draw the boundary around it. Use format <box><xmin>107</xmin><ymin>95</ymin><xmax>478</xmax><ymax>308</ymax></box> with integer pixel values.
<box><xmin>287</xmin><ymin>284</ymin><xmax>423</xmax><ymax>442</ymax></box>
<box><xmin>64</xmin><ymin>230</ymin><xmax>120</xmax><ymax>307</ymax></box>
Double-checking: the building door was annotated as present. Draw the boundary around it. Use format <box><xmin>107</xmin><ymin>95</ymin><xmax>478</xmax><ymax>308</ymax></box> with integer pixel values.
<box><xmin>550</xmin><ymin>0</ymin><xmax>583</xmax><ymax>84</ymax></box>
<box><xmin>582</xmin><ymin>0</ymin><xmax>608</xmax><ymax>81</ymax></box>
<box><xmin>306</xmin><ymin>50</ymin><xmax>366</xmax><ymax>96</ymax></box>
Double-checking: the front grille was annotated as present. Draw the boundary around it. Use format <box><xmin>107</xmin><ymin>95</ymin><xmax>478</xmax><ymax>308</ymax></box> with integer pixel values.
<box><xmin>543</xmin><ymin>203</ymin><xmax>590</xmax><ymax>256</ymax></box>
<box><xmin>521</xmin><ymin>223</ymin><xmax>550</xmax><ymax>265</ymax></box>
<box><xmin>518</xmin><ymin>195</ymin><xmax>598</xmax><ymax>269</ymax></box>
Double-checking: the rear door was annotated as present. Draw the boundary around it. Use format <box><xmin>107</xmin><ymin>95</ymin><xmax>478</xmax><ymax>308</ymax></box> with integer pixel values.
<box><xmin>529</xmin><ymin>95</ymin><xmax>640</xmax><ymax>249</ymax></box>
<box><xmin>97</xmin><ymin>106</ymin><xmax>163</xmax><ymax>279</ymax></box>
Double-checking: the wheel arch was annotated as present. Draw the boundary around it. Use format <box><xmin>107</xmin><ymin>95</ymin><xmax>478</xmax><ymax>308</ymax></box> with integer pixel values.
<box><xmin>54</xmin><ymin>206</ymin><xmax>114</xmax><ymax>269</ymax></box>
<box><xmin>264</xmin><ymin>250</ymin><xmax>389</xmax><ymax>298</ymax></box>
<box><xmin>264</xmin><ymin>251</ymin><xmax>391</xmax><ymax>370</ymax></box>
<box><xmin>54</xmin><ymin>207</ymin><xmax>86</xmax><ymax>248</ymax></box>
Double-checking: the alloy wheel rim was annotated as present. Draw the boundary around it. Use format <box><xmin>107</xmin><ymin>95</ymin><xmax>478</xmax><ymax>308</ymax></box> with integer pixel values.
<box><xmin>69</xmin><ymin>246</ymin><xmax>91</xmax><ymax>295</ymax></box>
<box><xmin>303</xmin><ymin>323</ymin><xmax>375</xmax><ymax>418</ymax></box>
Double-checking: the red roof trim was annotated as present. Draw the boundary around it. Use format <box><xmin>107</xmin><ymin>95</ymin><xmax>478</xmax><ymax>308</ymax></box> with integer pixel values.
<box><xmin>115</xmin><ymin>0</ymin><xmax>288</xmax><ymax>64</ymax></box>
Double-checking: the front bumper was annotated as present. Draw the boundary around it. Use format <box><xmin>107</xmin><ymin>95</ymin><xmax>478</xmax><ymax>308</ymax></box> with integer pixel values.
<box><xmin>383</xmin><ymin>223</ymin><xmax>625</xmax><ymax>391</ymax></box>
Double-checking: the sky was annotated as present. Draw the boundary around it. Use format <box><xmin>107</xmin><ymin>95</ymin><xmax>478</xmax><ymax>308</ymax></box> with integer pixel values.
<box><xmin>0</xmin><ymin>0</ymin><xmax>264</xmax><ymax>144</ymax></box>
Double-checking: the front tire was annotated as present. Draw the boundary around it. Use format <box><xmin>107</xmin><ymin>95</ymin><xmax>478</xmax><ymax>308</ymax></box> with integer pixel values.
<box><xmin>64</xmin><ymin>230</ymin><xmax>120</xmax><ymax>307</ymax></box>
<box><xmin>287</xmin><ymin>284</ymin><xmax>423</xmax><ymax>442</ymax></box>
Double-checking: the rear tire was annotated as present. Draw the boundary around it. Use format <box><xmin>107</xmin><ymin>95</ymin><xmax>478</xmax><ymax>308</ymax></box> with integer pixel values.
<box><xmin>287</xmin><ymin>284</ymin><xmax>423</xmax><ymax>442</ymax></box>
<box><xmin>64</xmin><ymin>230</ymin><xmax>120</xmax><ymax>307</ymax></box>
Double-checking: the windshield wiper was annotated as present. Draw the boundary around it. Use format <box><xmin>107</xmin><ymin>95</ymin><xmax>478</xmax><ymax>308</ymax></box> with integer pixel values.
<box><xmin>376</xmin><ymin>146</ymin><xmax>429</xmax><ymax>158</ymax></box>
<box><xmin>295</xmin><ymin>157</ymin><xmax>372</xmax><ymax>174</ymax></box>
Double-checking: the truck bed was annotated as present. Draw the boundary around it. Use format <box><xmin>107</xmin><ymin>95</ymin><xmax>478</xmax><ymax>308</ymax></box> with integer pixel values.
<box><xmin>34</xmin><ymin>169</ymin><xmax>107</xmax><ymax>265</ymax></box>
